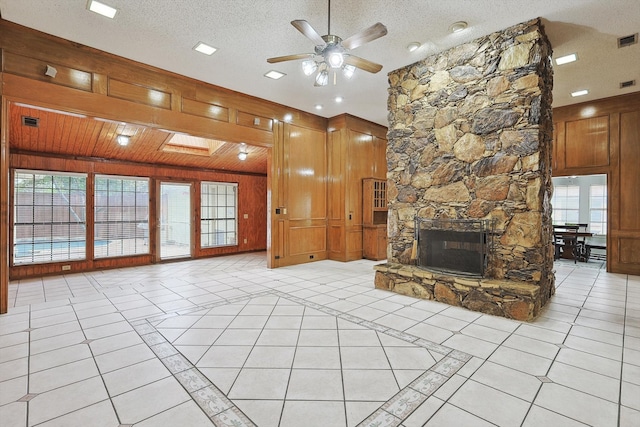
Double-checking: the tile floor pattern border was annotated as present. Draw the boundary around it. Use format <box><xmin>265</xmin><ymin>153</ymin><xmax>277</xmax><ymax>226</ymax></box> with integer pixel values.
<box><xmin>129</xmin><ymin>290</ymin><xmax>473</xmax><ymax>427</ymax></box>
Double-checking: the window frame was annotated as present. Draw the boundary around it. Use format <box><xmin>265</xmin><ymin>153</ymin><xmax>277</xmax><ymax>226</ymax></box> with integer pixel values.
<box><xmin>588</xmin><ymin>184</ymin><xmax>608</xmax><ymax>235</ymax></box>
<box><xmin>551</xmin><ymin>184</ymin><xmax>580</xmax><ymax>225</ymax></box>
<box><xmin>94</xmin><ymin>174</ymin><xmax>150</xmax><ymax>259</ymax></box>
<box><xmin>200</xmin><ymin>181</ymin><xmax>238</xmax><ymax>248</ymax></box>
<box><xmin>12</xmin><ymin>169</ymin><xmax>88</xmax><ymax>265</ymax></box>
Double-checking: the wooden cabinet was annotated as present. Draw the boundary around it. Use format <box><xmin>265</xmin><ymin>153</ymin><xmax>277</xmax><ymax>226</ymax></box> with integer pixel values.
<box><xmin>327</xmin><ymin>115</ymin><xmax>387</xmax><ymax>261</ymax></box>
<box><xmin>363</xmin><ymin>178</ymin><xmax>388</xmax><ymax>260</ymax></box>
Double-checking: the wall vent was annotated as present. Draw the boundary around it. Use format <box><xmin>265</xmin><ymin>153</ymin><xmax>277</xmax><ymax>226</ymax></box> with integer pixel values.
<box><xmin>618</xmin><ymin>33</ymin><xmax>638</xmax><ymax>48</ymax></box>
<box><xmin>620</xmin><ymin>80</ymin><xmax>636</xmax><ymax>89</ymax></box>
<box><xmin>21</xmin><ymin>116</ymin><xmax>40</xmax><ymax>127</ymax></box>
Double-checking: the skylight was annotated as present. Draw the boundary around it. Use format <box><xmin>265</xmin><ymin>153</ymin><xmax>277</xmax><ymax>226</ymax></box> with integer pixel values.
<box><xmin>162</xmin><ymin>134</ymin><xmax>226</xmax><ymax>157</ymax></box>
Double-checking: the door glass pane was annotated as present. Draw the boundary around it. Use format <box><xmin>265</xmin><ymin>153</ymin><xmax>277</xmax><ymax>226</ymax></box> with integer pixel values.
<box><xmin>160</xmin><ymin>183</ymin><xmax>191</xmax><ymax>259</ymax></box>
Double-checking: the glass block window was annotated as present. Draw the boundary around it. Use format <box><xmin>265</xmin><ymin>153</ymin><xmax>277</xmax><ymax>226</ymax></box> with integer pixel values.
<box><xmin>13</xmin><ymin>170</ymin><xmax>87</xmax><ymax>265</ymax></box>
<box><xmin>589</xmin><ymin>184</ymin><xmax>607</xmax><ymax>235</ymax></box>
<box><xmin>94</xmin><ymin>175</ymin><xmax>149</xmax><ymax>258</ymax></box>
<box><xmin>201</xmin><ymin>182</ymin><xmax>237</xmax><ymax>247</ymax></box>
<box><xmin>552</xmin><ymin>185</ymin><xmax>580</xmax><ymax>225</ymax></box>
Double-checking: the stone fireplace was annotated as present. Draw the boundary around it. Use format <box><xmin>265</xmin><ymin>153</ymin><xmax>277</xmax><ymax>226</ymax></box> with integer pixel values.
<box><xmin>416</xmin><ymin>218</ymin><xmax>493</xmax><ymax>277</ymax></box>
<box><xmin>375</xmin><ymin>18</ymin><xmax>555</xmax><ymax>321</ymax></box>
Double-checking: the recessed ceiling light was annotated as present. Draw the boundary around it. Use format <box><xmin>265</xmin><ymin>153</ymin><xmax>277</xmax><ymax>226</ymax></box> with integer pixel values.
<box><xmin>571</xmin><ymin>89</ymin><xmax>589</xmax><ymax>97</ymax></box>
<box><xmin>193</xmin><ymin>42</ymin><xmax>217</xmax><ymax>56</ymax></box>
<box><xmin>448</xmin><ymin>21</ymin><xmax>468</xmax><ymax>33</ymax></box>
<box><xmin>315</xmin><ymin>104</ymin><xmax>323</xmax><ymax>110</ymax></box>
<box><xmin>116</xmin><ymin>135</ymin><xmax>130</xmax><ymax>146</ymax></box>
<box><xmin>555</xmin><ymin>53</ymin><xmax>578</xmax><ymax>65</ymax></box>
<box><xmin>264</xmin><ymin>70</ymin><xmax>286</xmax><ymax>80</ymax></box>
<box><xmin>87</xmin><ymin>0</ymin><xmax>117</xmax><ymax>19</ymax></box>
<box><xmin>406</xmin><ymin>42</ymin><xmax>421</xmax><ymax>52</ymax></box>
<box><xmin>334</xmin><ymin>96</ymin><xmax>343</xmax><ymax>103</ymax></box>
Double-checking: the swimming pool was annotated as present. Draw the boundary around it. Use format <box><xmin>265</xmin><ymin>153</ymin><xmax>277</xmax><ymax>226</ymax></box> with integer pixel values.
<box><xmin>13</xmin><ymin>240</ymin><xmax>110</xmax><ymax>257</ymax></box>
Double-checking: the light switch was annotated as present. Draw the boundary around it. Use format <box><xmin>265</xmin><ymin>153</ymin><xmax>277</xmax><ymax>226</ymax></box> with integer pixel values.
<box><xmin>243</xmin><ymin>213</ymin><xmax>249</xmax><ymax>219</ymax></box>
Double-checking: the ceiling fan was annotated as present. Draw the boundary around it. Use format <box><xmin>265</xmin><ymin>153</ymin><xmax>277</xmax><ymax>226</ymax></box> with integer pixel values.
<box><xmin>267</xmin><ymin>0</ymin><xmax>388</xmax><ymax>86</ymax></box>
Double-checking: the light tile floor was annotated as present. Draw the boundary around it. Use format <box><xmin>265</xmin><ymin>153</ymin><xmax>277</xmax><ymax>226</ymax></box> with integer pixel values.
<box><xmin>1</xmin><ymin>253</ymin><xmax>639</xmax><ymax>426</ymax></box>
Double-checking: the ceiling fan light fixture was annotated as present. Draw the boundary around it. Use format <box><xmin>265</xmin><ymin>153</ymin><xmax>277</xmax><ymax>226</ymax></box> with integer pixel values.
<box><xmin>267</xmin><ymin>0</ymin><xmax>387</xmax><ymax>87</ymax></box>
<box><xmin>315</xmin><ymin>69</ymin><xmax>329</xmax><ymax>86</ymax></box>
<box><xmin>327</xmin><ymin>51</ymin><xmax>344</xmax><ymax>68</ymax></box>
<box><xmin>342</xmin><ymin>64</ymin><xmax>356</xmax><ymax>79</ymax></box>
<box><xmin>302</xmin><ymin>60</ymin><xmax>318</xmax><ymax>76</ymax></box>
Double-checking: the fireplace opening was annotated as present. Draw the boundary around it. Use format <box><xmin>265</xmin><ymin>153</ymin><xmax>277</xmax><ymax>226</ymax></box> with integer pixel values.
<box><xmin>416</xmin><ymin>218</ymin><xmax>493</xmax><ymax>277</ymax></box>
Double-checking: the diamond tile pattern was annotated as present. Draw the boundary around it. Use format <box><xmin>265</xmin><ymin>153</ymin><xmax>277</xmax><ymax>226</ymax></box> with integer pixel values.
<box><xmin>1</xmin><ymin>253</ymin><xmax>638</xmax><ymax>426</ymax></box>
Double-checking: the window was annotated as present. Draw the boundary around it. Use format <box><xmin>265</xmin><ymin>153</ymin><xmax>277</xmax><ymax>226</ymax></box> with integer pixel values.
<box><xmin>13</xmin><ymin>170</ymin><xmax>87</xmax><ymax>265</ymax></box>
<box><xmin>551</xmin><ymin>185</ymin><xmax>580</xmax><ymax>225</ymax></box>
<box><xmin>201</xmin><ymin>182</ymin><xmax>237</xmax><ymax>247</ymax></box>
<box><xmin>94</xmin><ymin>175</ymin><xmax>149</xmax><ymax>258</ymax></box>
<box><xmin>589</xmin><ymin>184</ymin><xmax>607</xmax><ymax>235</ymax></box>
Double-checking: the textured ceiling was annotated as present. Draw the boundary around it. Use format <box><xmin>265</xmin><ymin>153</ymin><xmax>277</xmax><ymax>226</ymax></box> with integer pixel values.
<box><xmin>0</xmin><ymin>0</ymin><xmax>638</xmax><ymax>126</ymax></box>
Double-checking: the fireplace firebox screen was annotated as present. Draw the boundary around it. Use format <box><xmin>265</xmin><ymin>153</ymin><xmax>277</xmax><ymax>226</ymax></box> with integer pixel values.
<box><xmin>415</xmin><ymin>218</ymin><xmax>493</xmax><ymax>277</ymax></box>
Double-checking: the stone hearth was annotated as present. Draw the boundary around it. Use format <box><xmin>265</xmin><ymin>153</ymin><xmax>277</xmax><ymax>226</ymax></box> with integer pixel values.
<box><xmin>380</xmin><ymin>18</ymin><xmax>554</xmax><ymax>321</ymax></box>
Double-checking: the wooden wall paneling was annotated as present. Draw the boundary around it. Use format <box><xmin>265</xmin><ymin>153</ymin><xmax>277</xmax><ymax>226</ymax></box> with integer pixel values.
<box><xmin>345</xmin><ymin>130</ymin><xmax>373</xmax><ymax>260</ymax></box>
<box><xmin>619</xmin><ymin>111</ymin><xmax>640</xmax><ymax>230</ymax></box>
<box><xmin>282</xmin><ymin>124</ymin><xmax>327</xmax><ymax>264</ymax></box>
<box><xmin>1</xmin><ymin>94</ymin><xmax>8</xmax><ymax>314</ymax></box>
<box><xmin>3</xmin><ymin>52</ymin><xmax>93</xmax><ymax>92</ymax></box>
<box><xmin>552</xmin><ymin>122</ymin><xmax>559</xmax><ymax>171</ymax></box>
<box><xmin>564</xmin><ymin>116</ymin><xmax>610</xmax><ymax>168</ymax></box>
<box><xmin>3</xmin><ymin>74</ymin><xmax>275</xmax><ymax>149</ymax></box>
<box><xmin>181</xmin><ymin>98</ymin><xmax>229</xmax><ymax>122</ymax></box>
<box><xmin>236</xmin><ymin>111</ymin><xmax>273</xmax><ymax>132</ymax></box>
<box><xmin>327</xmin><ymin>128</ymin><xmax>346</xmax><ymax>260</ymax></box>
<box><xmin>326</xmin><ymin>115</ymin><xmax>388</xmax><ymax>262</ymax></box>
<box><xmin>607</xmin><ymin>113</ymin><xmax>620</xmax><ymax>273</ymax></box>
<box><xmin>194</xmin><ymin>85</ymin><xmax>327</xmax><ymax>133</ymax></box>
<box><xmin>612</xmin><ymin>110</ymin><xmax>640</xmax><ymax>274</ymax></box>
<box><xmin>107</xmin><ymin>79</ymin><xmax>172</xmax><ymax>110</ymax></box>
<box><xmin>373</xmin><ymin>136</ymin><xmax>388</xmax><ymax>178</ymax></box>
<box><xmin>267</xmin><ymin>121</ymin><xmax>282</xmax><ymax>268</ymax></box>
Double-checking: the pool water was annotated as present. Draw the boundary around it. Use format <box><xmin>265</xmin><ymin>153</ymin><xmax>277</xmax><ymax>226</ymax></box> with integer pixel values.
<box><xmin>14</xmin><ymin>240</ymin><xmax>109</xmax><ymax>256</ymax></box>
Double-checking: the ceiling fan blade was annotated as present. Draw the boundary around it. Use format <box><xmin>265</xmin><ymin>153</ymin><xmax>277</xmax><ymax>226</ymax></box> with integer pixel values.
<box><xmin>267</xmin><ymin>53</ymin><xmax>313</xmax><ymax>63</ymax></box>
<box><xmin>344</xmin><ymin>55</ymin><xmax>383</xmax><ymax>74</ymax></box>
<box><xmin>342</xmin><ymin>22</ymin><xmax>388</xmax><ymax>50</ymax></box>
<box><xmin>291</xmin><ymin>20</ymin><xmax>327</xmax><ymax>47</ymax></box>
